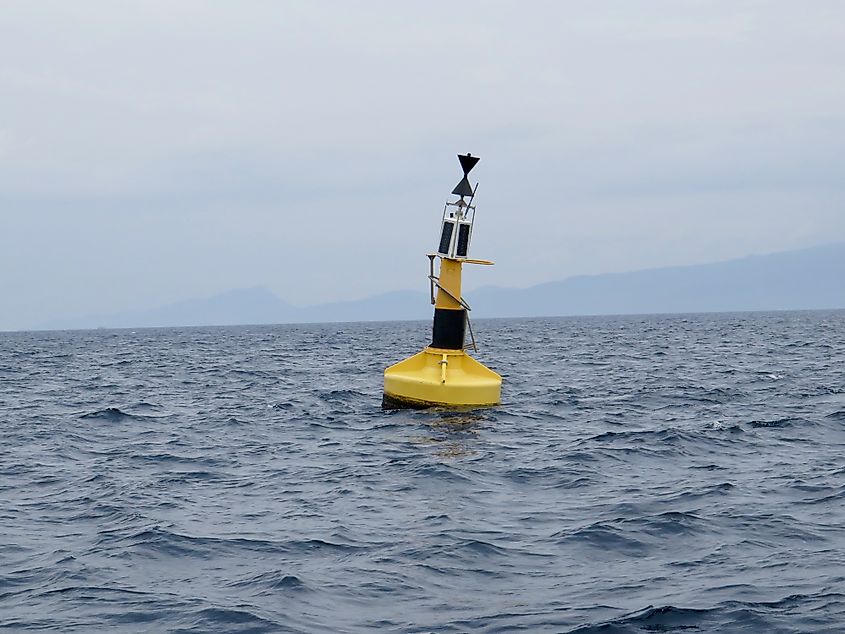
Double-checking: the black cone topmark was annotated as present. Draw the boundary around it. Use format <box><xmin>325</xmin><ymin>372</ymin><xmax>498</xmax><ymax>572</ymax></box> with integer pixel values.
<box><xmin>458</xmin><ymin>153</ymin><xmax>479</xmax><ymax>175</ymax></box>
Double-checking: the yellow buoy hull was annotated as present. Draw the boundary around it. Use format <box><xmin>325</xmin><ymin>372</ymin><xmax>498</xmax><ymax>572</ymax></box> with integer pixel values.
<box><xmin>383</xmin><ymin>347</ymin><xmax>502</xmax><ymax>409</ymax></box>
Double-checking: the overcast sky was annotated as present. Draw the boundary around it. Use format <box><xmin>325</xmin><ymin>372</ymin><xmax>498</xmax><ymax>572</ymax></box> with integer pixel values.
<box><xmin>1</xmin><ymin>1</ymin><xmax>844</xmax><ymax>330</ymax></box>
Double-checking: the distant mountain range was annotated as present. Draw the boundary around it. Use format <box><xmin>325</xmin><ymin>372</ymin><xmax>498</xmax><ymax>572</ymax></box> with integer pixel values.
<box><xmin>40</xmin><ymin>288</ymin><xmax>431</xmax><ymax>331</ymax></box>
<box><xmin>38</xmin><ymin>243</ymin><xmax>845</xmax><ymax>330</ymax></box>
<box><xmin>471</xmin><ymin>242</ymin><xmax>845</xmax><ymax>318</ymax></box>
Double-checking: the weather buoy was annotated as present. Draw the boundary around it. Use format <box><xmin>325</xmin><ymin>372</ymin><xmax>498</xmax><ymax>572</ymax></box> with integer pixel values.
<box><xmin>382</xmin><ymin>154</ymin><xmax>502</xmax><ymax>409</ymax></box>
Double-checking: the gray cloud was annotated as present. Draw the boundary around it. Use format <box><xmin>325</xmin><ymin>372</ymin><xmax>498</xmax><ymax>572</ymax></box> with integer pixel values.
<box><xmin>1</xmin><ymin>1</ymin><xmax>844</xmax><ymax>330</ymax></box>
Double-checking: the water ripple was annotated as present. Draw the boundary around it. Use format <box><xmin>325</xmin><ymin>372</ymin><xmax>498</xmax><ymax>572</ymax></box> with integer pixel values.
<box><xmin>2</xmin><ymin>312</ymin><xmax>845</xmax><ymax>631</ymax></box>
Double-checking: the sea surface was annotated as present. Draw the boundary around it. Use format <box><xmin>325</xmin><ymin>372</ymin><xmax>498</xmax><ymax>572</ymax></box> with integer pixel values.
<box><xmin>1</xmin><ymin>312</ymin><xmax>844</xmax><ymax>633</ymax></box>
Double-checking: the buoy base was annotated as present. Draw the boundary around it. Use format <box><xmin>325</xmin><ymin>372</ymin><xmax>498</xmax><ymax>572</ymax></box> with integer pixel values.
<box><xmin>383</xmin><ymin>347</ymin><xmax>502</xmax><ymax>409</ymax></box>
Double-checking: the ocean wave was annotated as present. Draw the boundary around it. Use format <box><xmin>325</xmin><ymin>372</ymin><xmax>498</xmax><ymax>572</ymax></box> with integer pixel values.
<box><xmin>4</xmin><ymin>314</ymin><xmax>845</xmax><ymax>632</ymax></box>
<box><xmin>78</xmin><ymin>407</ymin><xmax>142</xmax><ymax>421</ymax></box>
<box><xmin>748</xmin><ymin>416</ymin><xmax>808</xmax><ymax>429</ymax></box>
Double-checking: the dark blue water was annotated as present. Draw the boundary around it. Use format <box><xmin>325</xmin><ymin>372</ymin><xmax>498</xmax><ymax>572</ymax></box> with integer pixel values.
<box><xmin>2</xmin><ymin>312</ymin><xmax>844</xmax><ymax>633</ymax></box>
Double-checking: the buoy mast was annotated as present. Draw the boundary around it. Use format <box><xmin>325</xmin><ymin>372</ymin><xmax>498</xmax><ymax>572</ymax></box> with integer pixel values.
<box><xmin>383</xmin><ymin>154</ymin><xmax>502</xmax><ymax>409</ymax></box>
<box><xmin>430</xmin><ymin>153</ymin><xmax>479</xmax><ymax>351</ymax></box>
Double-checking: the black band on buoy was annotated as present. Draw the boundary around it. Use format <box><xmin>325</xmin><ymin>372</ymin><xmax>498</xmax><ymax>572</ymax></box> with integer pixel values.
<box><xmin>431</xmin><ymin>308</ymin><xmax>466</xmax><ymax>349</ymax></box>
